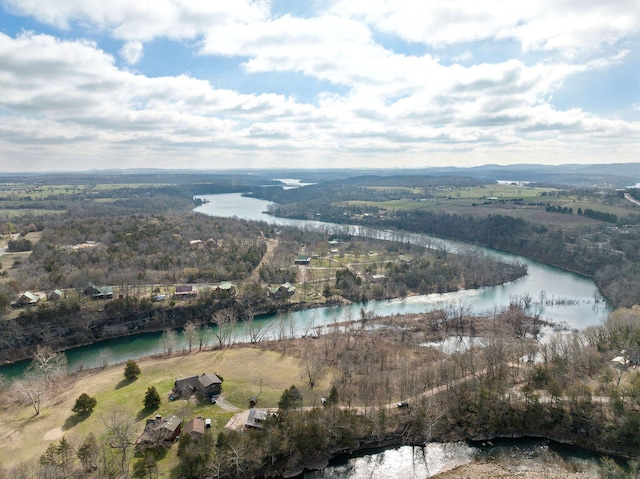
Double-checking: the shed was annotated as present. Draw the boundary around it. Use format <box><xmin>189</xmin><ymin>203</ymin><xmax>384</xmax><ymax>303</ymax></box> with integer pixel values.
<box><xmin>48</xmin><ymin>289</ymin><xmax>64</xmax><ymax>300</ymax></box>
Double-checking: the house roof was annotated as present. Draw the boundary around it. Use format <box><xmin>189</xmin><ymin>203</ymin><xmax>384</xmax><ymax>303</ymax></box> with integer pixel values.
<box><xmin>199</xmin><ymin>373</ymin><xmax>222</xmax><ymax>388</ymax></box>
<box><xmin>183</xmin><ymin>418</ymin><xmax>205</xmax><ymax>435</ymax></box>
<box><xmin>159</xmin><ymin>415</ymin><xmax>182</xmax><ymax>433</ymax></box>
<box><xmin>175</xmin><ymin>375</ymin><xmax>199</xmax><ymax>395</ymax></box>
<box><xmin>246</xmin><ymin>408</ymin><xmax>268</xmax><ymax>429</ymax></box>
<box><xmin>20</xmin><ymin>291</ymin><xmax>39</xmax><ymax>302</ymax></box>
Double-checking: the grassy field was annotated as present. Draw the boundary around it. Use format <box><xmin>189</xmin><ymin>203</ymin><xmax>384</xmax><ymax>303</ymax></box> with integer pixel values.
<box><xmin>0</xmin><ymin>347</ymin><xmax>331</xmax><ymax>474</ymax></box>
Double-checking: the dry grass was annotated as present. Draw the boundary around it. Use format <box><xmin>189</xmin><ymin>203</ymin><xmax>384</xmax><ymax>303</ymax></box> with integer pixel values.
<box><xmin>0</xmin><ymin>346</ymin><xmax>331</xmax><ymax>472</ymax></box>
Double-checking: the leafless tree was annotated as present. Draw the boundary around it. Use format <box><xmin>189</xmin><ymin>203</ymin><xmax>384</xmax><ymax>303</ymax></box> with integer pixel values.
<box><xmin>160</xmin><ymin>329</ymin><xmax>177</xmax><ymax>356</ymax></box>
<box><xmin>196</xmin><ymin>323</ymin><xmax>210</xmax><ymax>351</ymax></box>
<box><xmin>102</xmin><ymin>409</ymin><xmax>136</xmax><ymax>477</ymax></box>
<box><xmin>183</xmin><ymin>321</ymin><xmax>197</xmax><ymax>353</ymax></box>
<box><xmin>14</xmin><ymin>373</ymin><xmax>46</xmax><ymax>416</ymax></box>
<box><xmin>245</xmin><ymin>307</ymin><xmax>270</xmax><ymax>344</ymax></box>
<box><xmin>213</xmin><ymin>309</ymin><xmax>237</xmax><ymax>348</ymax></box>
<box><xmin>29</xmin><ymin>345</ymin><xmax>67</xmax><ymax>388</ymax></box>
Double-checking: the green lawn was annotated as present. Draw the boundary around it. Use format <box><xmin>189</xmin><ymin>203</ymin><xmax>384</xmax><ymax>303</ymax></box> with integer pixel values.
<box><xmin>0</xmin><ymin>347</ymin><xmax>331</xmax><ymax>475</ymax></box>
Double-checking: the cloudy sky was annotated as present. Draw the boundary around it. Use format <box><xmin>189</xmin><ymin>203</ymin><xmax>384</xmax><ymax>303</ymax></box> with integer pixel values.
<box><xmin>1</xmin><ymin>0</ymin><xmax>639</xmax><ymax>172</ymax></box>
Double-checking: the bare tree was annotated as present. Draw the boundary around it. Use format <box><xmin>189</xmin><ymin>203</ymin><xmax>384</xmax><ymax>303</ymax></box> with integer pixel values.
<box><xmin>213</xmin><ymin>309</ymin><xmax>237</xmax><ymax>348</ymax></box>
<box><xmin>29</xmin><ymin>345</ymin><xmax>67</xmax><ymax>388</ymax></box>
<box><xmin>301</xmin><ymin>347</ymin><xmax>324</xmax><ymax>389</ymax></box>
<box><xmin>102</xmin><ymin>410</ymin><xmax>136</xmax><ymax>477</ymax></box>
<box><xmin>196</xmin><ymin>323</ymin><xmax>210</xmax><ymax>351</ymax></box>
<box><xmin>14</xmin><ymin>374</ymin><xmax>46</xmax><ymax>416</ymax></box>
<box><xmin>160</xmin><ymin>329</ymin><xmax>178</xmax><ymax>356</ymax></box>
<box><xmin>183</xmin><ymin>322</ymin><xmax>197</xmax><ymax>353</ymax></box>
<box><xmin>245</xmin><ymin>307</ymin><xmax>270</xmax><ymax>344</ymax></box>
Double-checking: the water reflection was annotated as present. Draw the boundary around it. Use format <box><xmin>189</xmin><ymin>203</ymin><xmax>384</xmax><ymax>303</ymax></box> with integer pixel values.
<box><xmin>304</xmin><ymin>443</ymin><xmax>476</xmax><ymax>478</ymax></box>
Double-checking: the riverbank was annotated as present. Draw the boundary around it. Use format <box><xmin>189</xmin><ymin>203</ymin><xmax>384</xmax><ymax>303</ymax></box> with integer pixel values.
<box><xmin>436</xmin><ymin>463</ymin><xmax>594</xmax><ymax>478</ymax></box>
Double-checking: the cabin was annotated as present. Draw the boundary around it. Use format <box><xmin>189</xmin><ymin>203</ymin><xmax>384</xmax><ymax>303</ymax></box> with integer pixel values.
<box><xmin>84</xmin><ymin>282</ymin><xmax>113</xmax><ymax>299</ymax></box>
<box><xmin>12</xmin><ymin>291</ymin><xmax>41</xmax><ymax>307</ymax></box>
<box><xmin>137</xmin><ymin>414</ymin><xmax>182</xmax><ymax>448</ymax></box>
<box><xmin>172</xmin><ymin>373</ymin><xmax>222</xmax><ymax>400</ymax></box>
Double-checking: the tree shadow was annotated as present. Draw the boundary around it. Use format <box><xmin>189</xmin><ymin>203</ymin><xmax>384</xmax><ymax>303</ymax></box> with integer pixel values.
<box><xmin>63</xmin><ymin>413</ymin><xmax>89</xmax><ymax>431</ymax></box>
<box><xmin>136</xmin><ymin>407</ymin><xmax>159</xmax><ymax>422</ymax></box>
<box><xmin>115</xmin><ymin>378</ymin><xmax>136</xmax><ymax>390</ymax></box>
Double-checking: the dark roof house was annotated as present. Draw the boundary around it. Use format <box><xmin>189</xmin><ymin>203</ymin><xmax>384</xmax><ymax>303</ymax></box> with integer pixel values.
<box><xmin>137</xmin><ymin>414</ymin><xmax>182</xmax><ymax>449</ymax></box>
<box><xmin>174</xmin><ymin>373</ymin><xmax>222</xmax><ymax>399</ymax></box>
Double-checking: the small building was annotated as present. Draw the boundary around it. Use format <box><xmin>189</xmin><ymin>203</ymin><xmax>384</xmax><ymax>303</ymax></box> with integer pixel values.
<box><xmin>48</xmin><ymin>289</ymin><xmax>64</xmax><ymax>301</ymax></box>
<box><xmin>183</xmin><ymin>418</ymin><xmax>205</xmax><ymax>438</ymax></box>
<box><xmin>294</xmin><ymin>256</ymin><xmax>311</xmax><ymax>265</ymax></box>
<box><xmin>173</xmin><ymin>373</ymin><xmax>222</xmax><ymax>400</ymax></box>
<box><xmin>84</xmin><ymin>282</ymin><xmax>113</xmax><ymax>299</ymax></box>
<box><xmin>215</xmin><ymin>282</ymin><xmax>236</xmax><ymax>296</ymax></box>
<box><xmin>174</xmin><ymin>285</ymin><xmax>197</xmax><ymax>298</ymax></box>
<box><xmin>269</xmin><ymin>282</ymin><xmax>296</xmax><ymax>299</ymax></box>
<box><xmin>245</xmin><ymin>408</ymin><xmax>268</xmax><ymax>429</ymax></box>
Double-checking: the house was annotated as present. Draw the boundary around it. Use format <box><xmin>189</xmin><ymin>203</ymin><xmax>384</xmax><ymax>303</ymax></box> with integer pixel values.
<box><xmin>48</xmin><ymin>289</ymin><xmax>64</xmax><ymax>301</ymax></box>
<box><xmin>269</xmin><ymin>282</ymin><xmax>296</xmax><ymax>299</ymax></box>
<box><xmin>215</xmin><ymin>282</ymin><xmax>236</xmax><ymax>296</ymax></box>
<box><xmin>84</xmin><ymin>282</ymin><xmax>113</xmax><ymax>299</ymax></box>
<box><xmin>12</xmin><ymin>291</ymin><xmax>41</xmax><ymax>307</ymax></box>
<box><xmin>137</xmin><ymin>414</ymin><xmax>182</xmax><ymax>448</ymax></box>
<box><xmin>245</xmin><ymin>408</ymin><xmax>269</xmax><ymax>429</ymax></box>
<box><xmin>173</xmin><ymin>373</ymin><xmax>222</xmax><ymax>400</ymax></box>
<box><xmin>183</xmin><ymin>418</ymin><xmax>205</xmax><ymax>438</ymax></box>
<box><xmin>174</xmin><ymin>285</ymin><xmax>197</xmax><ymax>298</ymax></box>
<box><xmin>294</xmin><ymin>256</ymin><xmax>311</xmax><ymax>265</ymax></box>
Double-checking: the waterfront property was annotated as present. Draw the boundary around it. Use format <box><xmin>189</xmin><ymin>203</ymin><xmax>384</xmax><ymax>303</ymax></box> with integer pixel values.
<box><xmin>172</xmin><ymin>373</ymin><xmax>222</xmax><ymax>400</ymax></box>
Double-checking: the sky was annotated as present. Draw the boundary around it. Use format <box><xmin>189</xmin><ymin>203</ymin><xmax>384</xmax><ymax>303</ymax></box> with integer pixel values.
<box><xmin>0</xmin><ymin>0</ymin><xmax>639</xmax><ymax>172</ymax></box>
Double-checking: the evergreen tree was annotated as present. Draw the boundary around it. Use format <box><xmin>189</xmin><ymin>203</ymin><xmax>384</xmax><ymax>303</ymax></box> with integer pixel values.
<box><xmin>72</xmin><ymin>393</ymin><xmax>97</xmax><ymax>416</ymax></box>
<box><xmin>124</xmin><ymin>359</ymin><xmax>141</xmax><ymax>381</ymax></box>
<box><xmin>144</xmin><ymin>386</ymin><xmax>161</xmax><ymax>410</ymax></box>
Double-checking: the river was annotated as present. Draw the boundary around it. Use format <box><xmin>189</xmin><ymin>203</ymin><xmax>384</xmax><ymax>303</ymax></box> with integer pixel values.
<box><xmin>194</xmin><ymin>192</ymin><xmax>607</xmax><ymax>330</ymax></box>
<box><xmin>1</xmin><ymin>191</ymin><xmax>612</xmax><ymax>476</ymax></box>
<box><xmin>0</xmin><ymin>192</ymin><xmax>605</xmax><ymax>378</ymax></box>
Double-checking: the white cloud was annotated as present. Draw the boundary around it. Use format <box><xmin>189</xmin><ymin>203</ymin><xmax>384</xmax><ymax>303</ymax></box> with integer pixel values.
<box><xmin>119</xmin><ymin>41</ymin><xmax>144</xmax><ymax>64</ymax></box>
<box><xmin>0</xmin><ymin>2</ymin><xmax>638</xmax><ymax>170</ymax></box>
<box><xmin>331</xmin><ymin>0</ymin><xmax>640</xmax><ymax>55</ymax></box>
